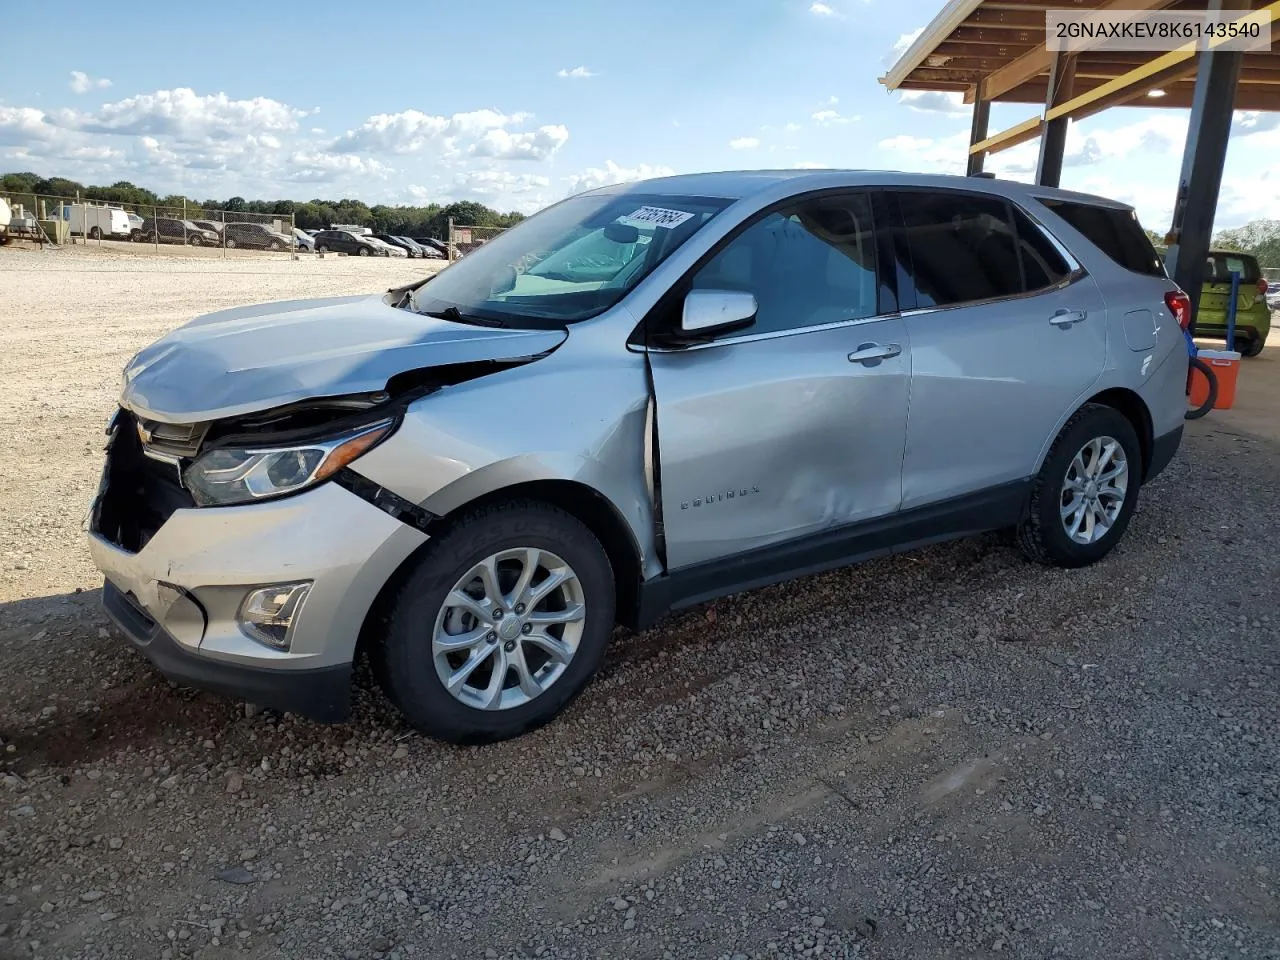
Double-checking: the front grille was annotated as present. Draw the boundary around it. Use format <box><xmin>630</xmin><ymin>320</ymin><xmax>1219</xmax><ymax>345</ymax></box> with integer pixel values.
<box><xmin>94</xmin><ymin>410</ymin><xmax>196</xmax><ymax>553</ymax></box>
<box><xmin>136</xmin><ymin>418</ymin><xmax>208</xmax><ymax>460</ymax></box>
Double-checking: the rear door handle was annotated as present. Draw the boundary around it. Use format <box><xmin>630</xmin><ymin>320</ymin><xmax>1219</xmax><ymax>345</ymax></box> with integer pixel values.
<box><xmin>1049</xmin><ymin>309</ymin><xmax>1087</xmax><ymax>327</ymax></box>
<box><xmin>848</xmin><ymin>342</ymin><xmax>902</xmax><ymax>364</ymax></box>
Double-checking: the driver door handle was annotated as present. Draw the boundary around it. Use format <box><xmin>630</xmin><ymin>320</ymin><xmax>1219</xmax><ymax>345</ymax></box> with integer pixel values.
<box><xmin>848</xmin><ymin>342</ymin><xmax>902</xmax><ymax>364</ymax></box>
<box><xmin>1049</xmin><ymin>309</ymin><xmax>1087</xmax><ymax>327</ymax></box>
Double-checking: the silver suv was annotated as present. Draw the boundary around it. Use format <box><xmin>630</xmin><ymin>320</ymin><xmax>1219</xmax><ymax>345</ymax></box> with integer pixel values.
<box><xmin>88</xmin><ymin>171</ymin><xmax>1189</xmax><ymax>743</ymax></box>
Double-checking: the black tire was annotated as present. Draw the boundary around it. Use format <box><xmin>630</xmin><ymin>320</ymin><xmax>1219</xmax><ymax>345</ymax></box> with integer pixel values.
<box><xmin>316</xmin><ymin>244</ymin><xmax>328</xmax><ymax>255</ymax></box>
<box><xmin>1185</xmin><ymin>356</ymin><xmax>1217</xmax><ymax>420</ymax></box>
<box><xmin>269</xmin><ymin>240</ymin><xmax>282</xmax><ymax>251</ymax></box>
<box><xmin>188</xmin><ymin>235</ymin><xmax>202</xmax><ymax>246</ymax></box>
<box><xmin>225</xmin><ymin>237</ymin><xmax>238</xmax><ymax>249</ymax></box>
<box><xmin>89</xmin><ymin>226</ymin><xmax>102</xmax><ymax>240</ymax></box>
<box><xmin>358</xmin><ymin>247</ymin><xmax>369</xmax><ymax>257</ymax></box>
<box><xmin>373</xmin><ymin>500</ymin><xmax>616</xmax><ymax>744</ymax></box>
<box><xmin>1016</xmin><ymin>403</ymin><xmax>1142</xmax><ymax>569</ymax></box>
<box><xmin>1236</xmin><ymin>334</ymin><xmax>1264</xmax><ymax>358</ymax></box>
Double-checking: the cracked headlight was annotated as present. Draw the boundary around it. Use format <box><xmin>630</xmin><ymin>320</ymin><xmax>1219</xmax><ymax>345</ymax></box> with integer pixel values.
<box><xmin>184</xmin><ymin>420</ymin><xmax>395</xmax><ymax>506</ymax></box>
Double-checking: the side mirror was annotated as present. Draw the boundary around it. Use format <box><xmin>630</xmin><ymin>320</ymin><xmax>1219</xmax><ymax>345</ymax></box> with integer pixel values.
<box><xmin>680</xmin><ymin>289</ymin><xmax>758</xmax><ymax>338</ymax></box>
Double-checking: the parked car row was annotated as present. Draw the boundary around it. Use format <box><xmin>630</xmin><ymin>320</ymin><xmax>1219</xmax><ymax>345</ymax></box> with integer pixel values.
<box><xmin>306</xmin><ymin>229</ymin><xmax>446</xmax><ymax>259</ymax></box>
<box><xmin>130</xmin><ymin>217</ymin><xmax>295</xmax><ymax>250</ymax></box>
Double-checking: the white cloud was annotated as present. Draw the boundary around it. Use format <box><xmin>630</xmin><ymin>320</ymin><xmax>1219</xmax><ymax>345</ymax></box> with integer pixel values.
<box><xmin>729</xmin><ymin>136</ymin><xmax>761</xmax><ymax>150</ymax></box>
<box><xmin>0</xmin><ymin>106</ymin><xmax>59</xmax><ymax>145</ymax></box>
<box><xmin>310</xmin><ymin>126</ymin><xmax>326</xmax><ymax>134</ymax></box>
<box><xmin>1231</xmin><ymin>110</ymin><xmax>1280</xmax><ymax>139</ymax></box>
<box><xmin>784</xmin><ymin>122</ymin><xmax>802</xmax><ymax>133</ymax></box>
<box><xmin>812</xmin><ymin>110</ymin><xmax>858</xmax><ymax>125</ymax></box>
<box><xmin>329</xmin><ymin>108</ymin><xmax>566</xmax><ymax>161</ymax></box>
<box><xmin>885</xmin><ymin>27</ymin><xmax>924</xmax><ymax>66</ymax></box>
<box><xmin>898</xmin><ymin>90</ymin><xmax>967</xmax><ymax>116</ymax></box>
<box><xmin>794</xmin><ymin>161</ymin><xmax>829</xmax><ymax>169</ymax></box>
<box><xmin>57</xmin><ymin>88</ymin><xmax>305</xmax><ymax>140</ymax></box>
<box><xmin>565</xmin><ymin>160</ymin><xmax>676</xmax><ymax>196</ymax></box>
<box><xmin>286</xmin><ymin>150</ymin><xmax>392</xmax><ymax>181</ymax></box>
<box><xmin>68</xmin><ymin>71</ymin><xmax>112</xmax><ymax>94</ymax></box>
<box><xmin>809</xmin><ymin>2</ymin><xmax>836</xmax><ymax>15</ymax></box>
<box><xmin>877</xmin><ymin>131</ymin><xmax>969</xmax><ymax>174</ymax></box>
<box><xmin>557</xmin><ymin>66</ymin><xmax>596</xmax><ymax>79</ymax></box>
<box><xmin>1063</xmin><ymin>115</ymin><xmax>1187</xmax><ymax>168</ymax></box>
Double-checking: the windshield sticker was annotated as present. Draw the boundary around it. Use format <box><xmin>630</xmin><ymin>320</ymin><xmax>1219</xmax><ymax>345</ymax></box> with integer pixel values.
<box><xmin>621</xmin><ymin>206</ymin><xmax>694</xmax><ymax>229</ymax></box>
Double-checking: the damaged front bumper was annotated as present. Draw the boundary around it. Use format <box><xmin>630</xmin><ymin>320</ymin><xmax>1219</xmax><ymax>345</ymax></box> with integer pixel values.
<box><xmin>86</xmin><ymin>416</ymin><xmax>428</xmax><ymax>721</ymax></box>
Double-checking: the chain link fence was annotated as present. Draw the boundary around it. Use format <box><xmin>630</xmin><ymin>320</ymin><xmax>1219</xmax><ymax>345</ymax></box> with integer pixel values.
<box><xmin>0</xmin><ymin>194</ymin><xmax>298</xmax><ymax>257</ymax></box>
<box><xmin>447</xmin><ymin>218</ymin><xmax>509</xmax><ymax>261</ymax></box>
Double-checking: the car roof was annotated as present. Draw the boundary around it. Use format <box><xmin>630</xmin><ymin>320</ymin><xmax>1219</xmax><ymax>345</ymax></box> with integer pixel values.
<box><xmin>584</xmin><ymin>169</ymin><xmax>1134</xmax><ymax>212</ymax></box>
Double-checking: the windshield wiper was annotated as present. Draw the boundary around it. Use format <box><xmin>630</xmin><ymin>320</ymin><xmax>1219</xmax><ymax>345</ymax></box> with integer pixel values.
<box><xmin>423</xmin><ymin>305</ymin><xmax>507</xmax><ymax>328</ymax></box>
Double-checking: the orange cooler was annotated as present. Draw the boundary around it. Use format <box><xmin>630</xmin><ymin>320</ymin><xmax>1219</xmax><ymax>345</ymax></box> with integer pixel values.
<box><xmin>1189</xmin><ymin>348</ymin><xmax>1240</xmax><ymax>410</ymax></box>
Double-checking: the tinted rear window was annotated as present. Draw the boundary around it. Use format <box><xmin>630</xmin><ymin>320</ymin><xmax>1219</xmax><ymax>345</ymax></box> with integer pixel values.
<box><xmin>1205</xmin><ymin>252</ymin><xmax>1260</xmax><ymax>283</ymax></box>
<box><xmin>1037</xmin><ymin>198</ymin><xmax>1163</xmax><ymax>277</ymax></box>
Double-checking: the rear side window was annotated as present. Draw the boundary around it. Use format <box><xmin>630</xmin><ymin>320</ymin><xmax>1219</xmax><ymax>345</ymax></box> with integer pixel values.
<box><xmin>895</xmin><ymin>191</ymin><xmax>1070</xmax><ymax>308</ymax></box>
<box><xmin>1037</xmin><ymin>198</ymin><xmax>1163</xmax><ymax>277</ymax></box>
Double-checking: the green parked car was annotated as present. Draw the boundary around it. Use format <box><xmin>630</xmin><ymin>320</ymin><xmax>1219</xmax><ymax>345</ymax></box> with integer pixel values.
<box><xmin>1196</xmin><ymin>250</ymin><xmax>1270</xmax><ymax>357</ymax></box>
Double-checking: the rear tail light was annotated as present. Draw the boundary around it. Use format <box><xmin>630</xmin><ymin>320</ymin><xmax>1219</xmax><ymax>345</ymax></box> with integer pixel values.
<box><xmin>1256</xmin><ymin>278</ymin><xmax>1269</xmax><ymax>295</ymax></box>
<box><xmin>1164</xmin><ymin>290</ymin><xmax>1192</xmax><ymax>330</ymax></box>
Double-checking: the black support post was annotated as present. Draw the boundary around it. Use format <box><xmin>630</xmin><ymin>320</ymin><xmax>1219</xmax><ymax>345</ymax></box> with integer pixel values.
<box><xmin>967</xmin><ymin>81</ymin><xmax>990</xmax><ymax>176</ymax></box>
<box><xmin>1165</xmin><ymin>0</ymin><xmax>1245</xmax><ymax>329</ymax></box>
<box><xmin>1036</xmin><ymin>53</ymin><xmax>1077</xmax><ymax>188</ymax></box>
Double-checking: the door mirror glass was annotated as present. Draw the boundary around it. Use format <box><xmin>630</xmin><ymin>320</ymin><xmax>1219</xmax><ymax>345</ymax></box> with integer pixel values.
<box><xmin>681</xmin><ymin>289</ymin><xmax>758</xmax><ymax>337</ymax></box>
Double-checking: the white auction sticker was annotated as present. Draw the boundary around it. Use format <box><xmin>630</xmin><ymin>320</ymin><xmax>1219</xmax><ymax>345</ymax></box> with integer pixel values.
<box><xmin>622</xmin><ymin>206</ymin><xmax>694</xmax><ymax>229</ymax></box>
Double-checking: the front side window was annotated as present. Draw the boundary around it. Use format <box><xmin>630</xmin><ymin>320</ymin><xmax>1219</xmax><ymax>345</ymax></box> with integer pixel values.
<box><xmin>687</xmin><ymin>193</ymin><xmax>880</xmax><ymax>337</ymax></box>
<box><xmin>410</xmin><ymin>192</ymin><xmax>730</xmax><ymax>328</ymax></box>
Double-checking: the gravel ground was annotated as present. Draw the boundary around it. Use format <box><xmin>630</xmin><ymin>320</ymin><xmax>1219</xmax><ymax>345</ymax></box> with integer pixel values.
<box><xmin>1</xmin><ymin>246</ymin><xmax>1277</xmax><ymax>960</ymax></box>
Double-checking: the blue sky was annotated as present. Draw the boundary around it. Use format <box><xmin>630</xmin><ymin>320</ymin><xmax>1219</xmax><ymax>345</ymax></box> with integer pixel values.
<box><xmin>1</xmin><ymin>0</ymin><xmax>1277</xmax><ymax>230</ymax></box>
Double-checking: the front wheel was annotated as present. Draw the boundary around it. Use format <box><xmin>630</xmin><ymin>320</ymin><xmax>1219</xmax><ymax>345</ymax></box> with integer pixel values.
<box><xmin>1017</xmin><ymin>404</ymin><xmax>1142</xmax><ymax>568</ymax></box>
<box><xmin>188</xmin><ymin>235</ymin><xmax>202</xmax><ymax>246</ymax></box>
<box><xmin>373</xmin><ymin>501</ymin><xmax>616</xmax><ymax>744</ymax></box>
<box><xmin>269</xmin><ymin>240</ymin><xmax>283</xmax><ymax>251</ymax></box>
<box><xmin>358</xmin><ymin>247</ymin><xmax>369</xmax><ymax>257</ymax></box>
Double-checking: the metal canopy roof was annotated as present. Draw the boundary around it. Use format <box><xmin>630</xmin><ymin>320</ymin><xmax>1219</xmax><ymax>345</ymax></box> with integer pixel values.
<box><xmin>882</xmin><ymin>0</ymin><xmax>1280</xmax><ymax>113</ymax></box>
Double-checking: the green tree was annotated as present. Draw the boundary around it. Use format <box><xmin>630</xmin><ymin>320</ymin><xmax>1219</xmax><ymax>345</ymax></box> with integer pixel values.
<box><xmin>1214</xmin><ymin>220</ymin><xmax>1280</xmax><ymax>269</ymax></box>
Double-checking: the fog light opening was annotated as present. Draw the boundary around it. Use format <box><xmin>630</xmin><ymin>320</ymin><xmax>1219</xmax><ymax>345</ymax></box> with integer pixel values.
<box><xmin>238</xmin><ymin>582</ymin><xmax>312</xmax><ymax>650</ymax></box>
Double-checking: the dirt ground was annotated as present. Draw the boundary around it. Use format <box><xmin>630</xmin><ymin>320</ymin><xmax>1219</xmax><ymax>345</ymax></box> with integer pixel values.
<box><xmin>1</xmin><ymin>245</ymin><xmax>1277</xmax><ymax>960</ymax></box>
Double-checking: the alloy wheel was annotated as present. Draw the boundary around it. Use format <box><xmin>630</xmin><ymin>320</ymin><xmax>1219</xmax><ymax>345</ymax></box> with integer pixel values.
<box><xmin>1059</xmin><ymin>435</ymin><xmax>1129</xmax><ymax>545</ymax></box>
<box><xmin>432</xmin><ymin>548</ymin><xmax>586</xmax><ymax>711</ymax></box>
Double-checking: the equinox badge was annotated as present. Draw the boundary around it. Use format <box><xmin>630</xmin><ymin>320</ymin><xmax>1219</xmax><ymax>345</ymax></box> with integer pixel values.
<box><xmin>681</xmin><ymin>485</ymin><xmax>760</xmax><ymax>509</ymax></box>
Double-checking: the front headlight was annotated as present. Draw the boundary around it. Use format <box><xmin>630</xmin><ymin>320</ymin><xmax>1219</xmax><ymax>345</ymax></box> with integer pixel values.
<box><xmin>183</xmin><ymin>420</ymin><xmax>395</xmax><ymax>506</ymax></box>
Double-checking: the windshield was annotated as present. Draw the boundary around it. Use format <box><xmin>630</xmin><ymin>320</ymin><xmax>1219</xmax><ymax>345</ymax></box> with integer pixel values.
<box><xmin>410</xmin><ymin>192</ymin><xmax>730</xmax><ymax>326</ymax></box>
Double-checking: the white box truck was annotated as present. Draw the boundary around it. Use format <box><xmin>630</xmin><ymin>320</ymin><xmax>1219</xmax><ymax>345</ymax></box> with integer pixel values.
<box><xmin>61</xmin><ymin>203</ymin><xmax>132</xmax><ymax>240</ymax></box>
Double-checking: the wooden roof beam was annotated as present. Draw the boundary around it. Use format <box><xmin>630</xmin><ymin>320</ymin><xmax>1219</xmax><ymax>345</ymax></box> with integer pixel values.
<box><xmin>969</xmin><ymin>0</ymin><xmax>1178</xmax><ymax>103</ymax></box>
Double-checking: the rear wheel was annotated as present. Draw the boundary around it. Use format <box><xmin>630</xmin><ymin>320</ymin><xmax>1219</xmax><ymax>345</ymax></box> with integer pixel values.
<box><xmin>1017</xmin><ymin>404</ymin><xmax>1141</xmax><ymax>568</ymax></box>
<box><xmin>225</xmin><ymin>237</ymin><xmax>238</xmax><ymax>249</ymax></box>
<box><xmin>1236</xmin><ymin>334</ymin><xmax>1264</xmax><ymax>358</ymax></box>
<box><xmin>88</xmin><ymin>226</ymin><xmax>102</xmax><ymax>240</ymax></box>
<box><xmin>316</xmin><ymin>244</ymin><xmax>328</xmax><ymax>255</ymax></box>
<box><xmin>374</xmin><ymin>501</ymin><xmax>615</xmax><ymax>744</ymax></box>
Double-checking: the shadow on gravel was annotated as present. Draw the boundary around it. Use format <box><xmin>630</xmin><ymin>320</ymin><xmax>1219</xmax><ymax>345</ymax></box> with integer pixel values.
<box><xmin>0</xmin><ymin>588</ymin><xmax>246</xmax><ymax>775</ymax></box>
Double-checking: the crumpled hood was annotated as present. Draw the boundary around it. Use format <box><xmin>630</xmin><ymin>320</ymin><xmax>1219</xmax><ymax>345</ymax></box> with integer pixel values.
<box><xmin>120</xmin><ymin>294</ymin><xmax>566</xmax><ymax>424</ymax></box>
